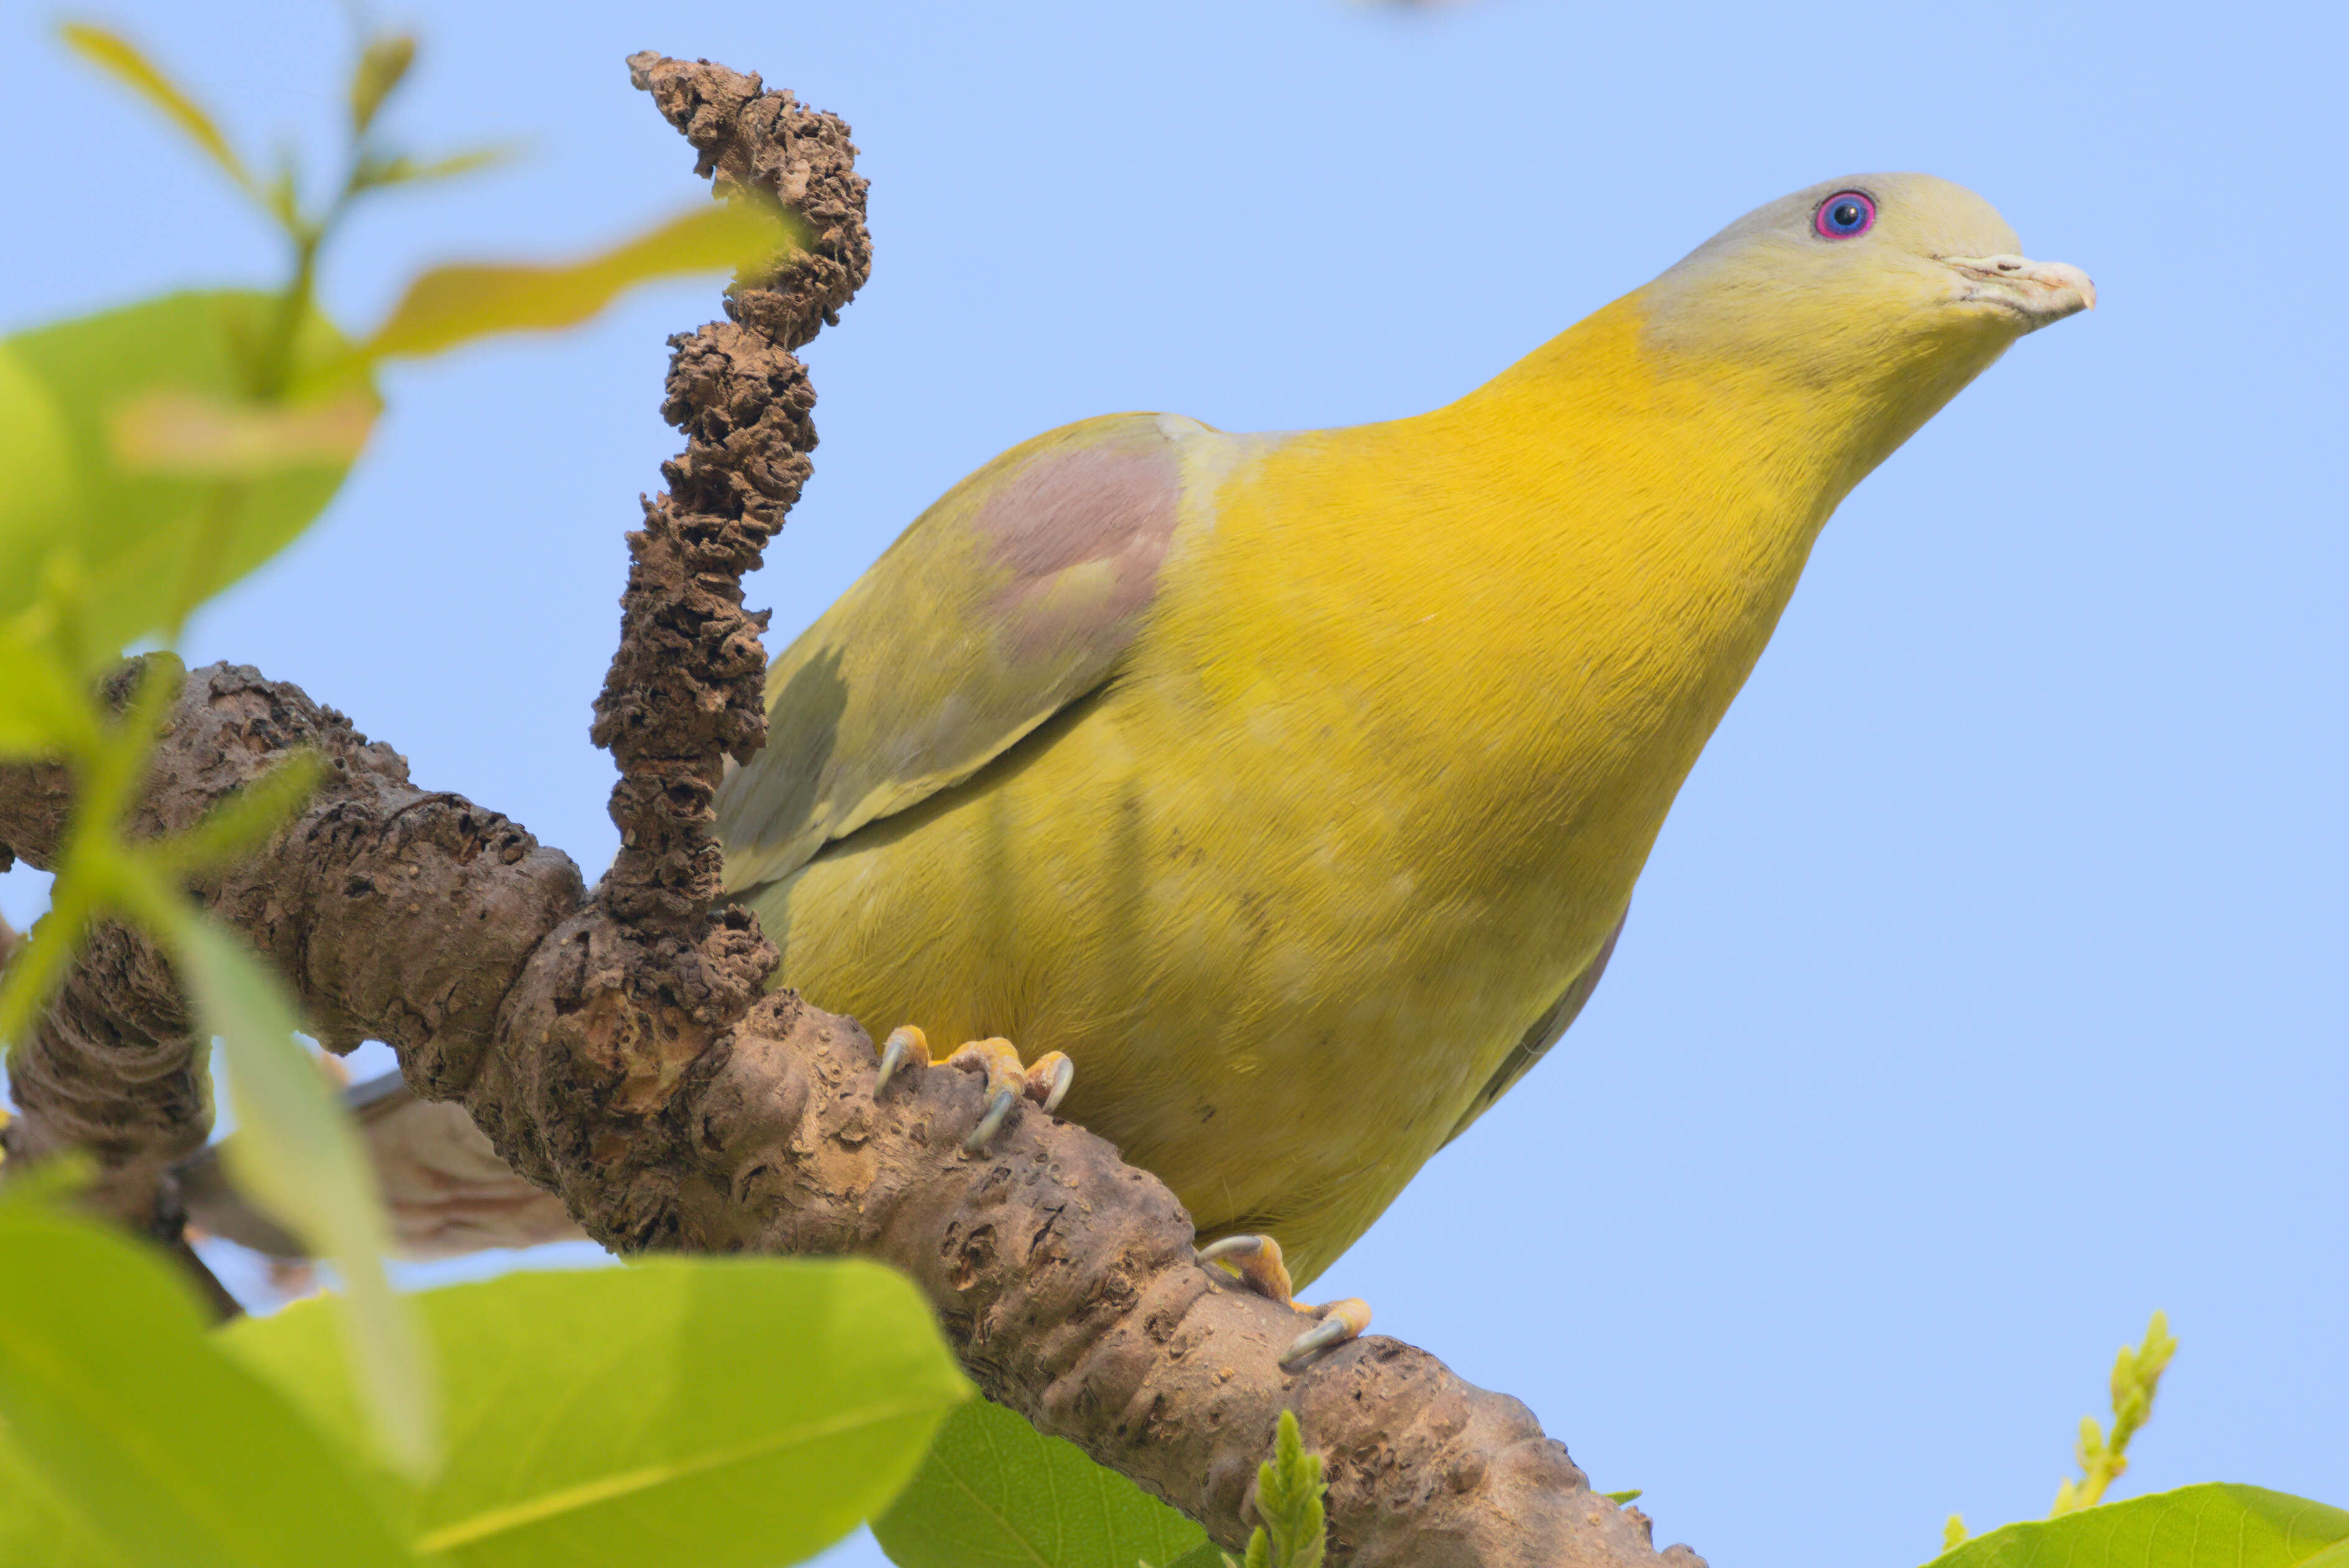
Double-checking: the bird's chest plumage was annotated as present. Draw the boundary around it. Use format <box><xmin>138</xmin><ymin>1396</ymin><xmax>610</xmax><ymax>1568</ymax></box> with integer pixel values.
<box><xmin>1155</xmin><ymin>398</ymin><xmax>1826</xmax><ymax>946</ymax></box>
<box><xmin>1035</xmin><ymin>401</ymin><xmax>1832</xmax><ymax>1269</ymax></box>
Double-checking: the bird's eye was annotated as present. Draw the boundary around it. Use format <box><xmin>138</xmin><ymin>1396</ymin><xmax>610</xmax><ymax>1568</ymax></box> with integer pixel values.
<box><xmin>1814</xmin><ymin>191</ymin><xmax>1876</xmax><ymax>240</ymax></box>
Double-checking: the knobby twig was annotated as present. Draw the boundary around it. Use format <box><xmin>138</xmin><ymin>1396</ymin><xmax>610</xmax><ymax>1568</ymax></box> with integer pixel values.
<box><xmin>0</xmin><ymin>55</ymin><xmax>1695</xmax><ymax>1568</ymax></box>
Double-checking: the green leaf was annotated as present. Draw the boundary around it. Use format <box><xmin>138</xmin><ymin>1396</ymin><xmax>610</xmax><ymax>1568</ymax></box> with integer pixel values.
<box><xmin>110</xmin><ymin>388</ymin><xmax>375</xmax><ymax>478</ymax></box>
<box><xmin>169</xmin><ymin>914</ymin><xmax>434</xmax><ymax>1476</ymax></box>
<box><xmin>0</xmin><ymin>291</ymin><xmax>379</xmax><ymax>661</ymax></box>
<box><xmin>1925</xmin><ymin>1484</ymin><xmax>2349</xmax><ymax>1568</ymax></box>
<box><xmin>222</xmin><ymin>1256</ymin><xmax>970</xmax><ymax>1568</ymax></box>
<box><xmin>0</xmin><ymin>1203</ymin><xmax>416</xmax><ymax>1568</ymax></box>
<box><xmin>351</xmin><ymin>144</ymin><xmax>521</xmax><ymax>197</ymax></box>
<box><xmin>158</xmin><ymin>750</ymin><xmax>325</xmax><ymax>870</ymax></box>
<box><xmin>0</xmin><ymin>1409</ymin><xmax>122</xmax><ymax>1568</ymax></box>
<box><xmin>56</xmin><ymin>22</ymin><xmax>256</xmax><ymax>198</ymax></box>
<box><xmin>872</xmin><ymin>1396</ymin><xmax>1209</xmax><ymax>1568</ymax></box>
<box><xmin>349</xmin><ymin>32</ymin><xmax>417</xmax><ymax>136</ymax></box>
<box><xmin>362</xmin><ymin>200</ymin><xmax>799</xmax><ymax>361</ymax></box>
<box><xmin>1156</xmin><ymin>1547</ymin><xmax>1237</xmax><ymax>1568</ymax></box>
<box><xmin>0</xmin><ymin>343</ymin><xmax>80</xmax><ymax>579</ymax></box>
<box><xmin>0</xmin><ymin>617</ymin><xmax>96</xmax><ymax>760</ymax></box>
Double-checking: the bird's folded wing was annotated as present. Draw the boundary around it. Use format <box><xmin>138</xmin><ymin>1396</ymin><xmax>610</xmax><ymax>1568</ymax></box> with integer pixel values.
<box><xmin>1441</xmin><ymin>913</ymin><xmax>1626</xmax><ymax>1148</ymax></box>
<box><xmin>716</xmin><ymin>411</ymin><xmax>1219</xmax><ymax>893</ymax></box>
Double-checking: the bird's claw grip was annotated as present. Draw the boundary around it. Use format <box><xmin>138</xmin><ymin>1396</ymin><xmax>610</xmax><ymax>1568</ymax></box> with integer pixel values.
<box><xmin>1198</xmin><ymin>1234</ymin><xmax>1371</xmax><ymax>1368</ymax></box>
<box><xmin>1281</xmin><ymin>1298</ymin><xmax>1371</xmax><ymax>1369</ymax></box>
<box><xmin>929</xmin><ymin>1036</ymin><xmax>1074</xmax><ymax>1153</ymax></box>
<box><xmin>966</xmin><ymin>1083</ymin><xmax>1021</xmax><ymax>1152</ymax></box>
<box><xmin>1197</xmin><ymin>1233</ymin><xmax>1299</xmax><ymax>1306</ymax></box>
<box><xmin>874</xmin><ymin>1025</ymin><xmax>928</xmax><ymax>1096</ymax></box>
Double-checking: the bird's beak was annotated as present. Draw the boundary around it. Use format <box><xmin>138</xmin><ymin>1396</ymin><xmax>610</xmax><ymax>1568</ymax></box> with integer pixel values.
<box><xmin>1938</xmin><ymin>254</ymin><xmax>2096</xmax><ymax>330</ymax></box>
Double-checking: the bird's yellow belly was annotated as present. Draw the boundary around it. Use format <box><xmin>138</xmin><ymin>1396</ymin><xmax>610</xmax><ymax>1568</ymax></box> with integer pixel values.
<box><xmin>754</xmin><ymin>658</ymin><xmax>1659</xmax><ymax>1286</ymax></box>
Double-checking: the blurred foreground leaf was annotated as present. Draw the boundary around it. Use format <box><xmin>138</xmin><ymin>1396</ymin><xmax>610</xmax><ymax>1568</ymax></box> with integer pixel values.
<box><xmin>171</xmin><ymin>916</ymin><xmax>433</xmax><ymax>1477</ymax></box>
<box><xmin>57</xmin><ymin>22</ymin><xmax>255</xmax><ymax>198</ymax></box>
<box><xmin>0</xmin><ymin>290</ymin><xmax>378</xmax><ymax>660</ymax></box>
<box><xmin>873</xmin><ymin>1396</ymin><xmax>1209</xmax><ymax>1568</ymax></box>
<box><xmin>0</xmin><ymin>1417</ymin><xmax>116</xmax><ymax>1568</ymax></box>
<box><xmin>0</xmin><ymin>1203</ymin><xmax>415</xmax><ymax>1568</ymax></box>
<box><xmin>348</xmin><ymin>32</ymin><xmax>417</xmax><ymax>136</ymax></box>
<box><xmin>0</xmin><ymin>343</ymin><xmax>78</xmax><ymax>574</ymax></box>
<box><xmin>352</xmin><ymin>143</ymin><xmax>520</xmax><ymax>197</ymax></box>
<box><xmin>225</xmin><ymin>1256</ymin><xmax>969</xmax><ymax>1568</ymax></box>
<box><xmin>0</xmin><ymin>620</ymin><xmax>96</xmax><ymax>759</ymax></box>
<box><xmin>363</xmin><ymin>200</ymin><xmax>797</xmax><ymax>361</ymax></box>
<box><xmin>111</xmin><ymin>388</ymin><xmax>375</xmax><ymax>478</ymax></box>
<box><xmin>1925</xmin><ymin>1484</ymin><xmax>2349</xmax><ymax>1568</ymax></box>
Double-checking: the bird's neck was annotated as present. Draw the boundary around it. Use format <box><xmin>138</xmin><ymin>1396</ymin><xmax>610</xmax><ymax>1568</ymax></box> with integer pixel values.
<box><xmin>1437</xmin><ymin>295</ymin><xmax>1878</xmax><ymax>694</ymax></box>
<box><xmin>1344</xmin><ymin>292</ymin><xmax>1966</xmax><ymax>854</ymax></box>
<box><xmin>1457</xmin><ymin>291</ymin><xmax>1890</xmax><ymax>559</ymax></box>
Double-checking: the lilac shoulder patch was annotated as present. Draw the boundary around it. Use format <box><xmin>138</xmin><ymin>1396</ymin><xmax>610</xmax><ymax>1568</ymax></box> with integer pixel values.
<box><xmin>972</xmin><ymin>434</ymin><xmax>1186</xmax><ymax>661</ymax></box>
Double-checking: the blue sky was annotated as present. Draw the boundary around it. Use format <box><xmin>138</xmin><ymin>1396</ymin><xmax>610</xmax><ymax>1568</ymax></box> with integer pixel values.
<box><xmin>4</xmin><ymin>2</ymin><xmax>2344</xmax><ymax>1565</ymax></box>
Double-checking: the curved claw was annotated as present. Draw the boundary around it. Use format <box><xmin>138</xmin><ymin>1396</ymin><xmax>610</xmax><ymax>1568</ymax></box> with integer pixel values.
<box><xmin>1029</xmin><ymin>1052</ymin><xmax>1074</xmax><ymax>1115</ymax></box>
<box><xmin>964</xmin><ymin>1083</ymin><xmax>1021</xmax><ymax>1154</ymax></box>
<box><xmin>943</xmin><ymin>1038</ymin><xmax>1071</xmax><ymax>1152</ymax></box>
<box><xmin>874</xmin><ymin>1025</ymin><xmax>927</xmax><ymax>1097</ymax></box>
<box><xmin>1280</xmin><ymin>1298</ymin><xmax>1372</xmax><ymax>1370</ymax></box>
<box><xmin>1194</xmin><ymin>1234</ymin><xmax>1266</xmax><ymax>1266</ymax></box>
<box><xmin>1196</xmin><ymin>1233</ymin><xmax>1296</xmax><ymax>1308</ymax></box>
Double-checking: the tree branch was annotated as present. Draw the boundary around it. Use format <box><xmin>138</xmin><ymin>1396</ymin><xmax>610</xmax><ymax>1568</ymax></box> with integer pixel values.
<box><xmin>0</xmin><ymin>55</ymin><xmax>1700</xmax><ymax>1568</ymax></box>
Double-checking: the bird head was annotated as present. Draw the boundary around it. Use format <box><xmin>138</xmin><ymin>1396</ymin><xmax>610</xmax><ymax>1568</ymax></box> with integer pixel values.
<box><xmin>1634</xmin><ymin>172</ymin><xmax>2093</xmax><ymax>476</ymax></box>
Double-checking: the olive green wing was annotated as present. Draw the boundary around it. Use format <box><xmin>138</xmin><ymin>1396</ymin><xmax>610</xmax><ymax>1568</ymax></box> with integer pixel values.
<box><xmin>1442</xmin><ymin>914</ymin><xmax>1625</xmax><ymax>1147</ymax></box>
<box><xmin>716</xmin><ymin>411</ymin><xmax>1217</xmax><ymax>894</ymax></box>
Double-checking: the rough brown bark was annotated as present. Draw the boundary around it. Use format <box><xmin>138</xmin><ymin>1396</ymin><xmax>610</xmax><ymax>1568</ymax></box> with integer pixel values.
<box><xmin>0</xmin><ymin>55</ymin><xmax>1699</xmax><ymax>1568</ymax></box>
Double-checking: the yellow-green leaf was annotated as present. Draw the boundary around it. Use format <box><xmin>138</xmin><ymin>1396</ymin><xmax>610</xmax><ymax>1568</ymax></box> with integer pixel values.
<box><xmin>873</xmin><ymin>1397</ymin><xmax>1209</xmax><ymax>1568</ymax></box>
<box><xmin>1158</xmin><ymin>1547</ymin><xmax>1238</xmax><ymax>1568</ymax></box>
<box><xmin>0</xmin><ymin>289</ymin><xmax>380</xmax><ymax>662</ymax></box>
<box><xmin>0</xmin><ymin>1203</ymin><xmax>416</xmax><ymax>1568</ymax></box>
<box><xmin>169</xmin><ymin>915</ymin><xmax>434</xmax><ymax>1477</ymax></box>
<box><xmin>110</xmin><ymin>388</ymin><xmax>376</xmax><ymax>478</ymax></box>
<box><xmin>349</xmin><ymin>32</ymin><xmax>416</xmax><ymax>136</ymax></box>
<box><xmin>56</xmin><ymin>22</ymin><xmax>255</xmax><ymax>197</ymax></box>
<box><xmin>0</xmin><ymin>617</ymin><xmax>96</xmax><ymax>760</ymax></box>
<box><xmin>1925</xmin><ymin>1484</ymin><xmax>2349</xmax><ymax>1568</ymax></box>
<box><xmin>223</xmin><ymin>1256</ymin><xmax>971</xmax><ymax>1568</ymax></box>
<box><xmin>0</xmin><ymin>1409</ymin><xmax>120</xmax><ymax>1568</ymax></box>
<box><xmin>352</xmin><ymin>143</ymin><xmax>520</xmax><ymax>196</ymax></box>
<box><xmin>0</xmin><ymin>343</ymin><xmax>80</xmax><ymax>576</ymax></box>
<box><xmin>159</xmin><ymin>750</ymin><xmax>324</xmax><ymax>870</ymax></box>
<box><xmin>363</xmin><ymin>200</ymin><xmax>798</xmax><ymax>362</ymax></box>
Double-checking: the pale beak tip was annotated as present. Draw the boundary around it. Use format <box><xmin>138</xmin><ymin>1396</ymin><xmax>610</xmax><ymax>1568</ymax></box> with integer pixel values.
<box><xmin>1944</xmin><ymin>254</ymin><xmax>2096</xmax><ymax>325</ymax></box>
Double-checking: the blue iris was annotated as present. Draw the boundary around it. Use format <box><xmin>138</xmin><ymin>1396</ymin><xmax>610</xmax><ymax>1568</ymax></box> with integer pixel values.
<box><xmin>1816</xmin><ymin>191</ymin><xmax>1875</xmax><ymax>238</ymax></box>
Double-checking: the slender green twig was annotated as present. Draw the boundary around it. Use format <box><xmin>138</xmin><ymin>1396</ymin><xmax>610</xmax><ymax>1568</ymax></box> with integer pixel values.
<box><xmin>2052</xmin><ymin>1311</ymin><xmax>2176</xmax><ymax>1515</ymax></box>
<box><xmin>1245</xmin><ymin>1411</ymin><xmax>1327</xmax><ymax>1568</ymax></box>
<box><xmin>1938</xmin><ymin>1311</ymin><xmax>2178</xmax><ymax>1557</ymax></box>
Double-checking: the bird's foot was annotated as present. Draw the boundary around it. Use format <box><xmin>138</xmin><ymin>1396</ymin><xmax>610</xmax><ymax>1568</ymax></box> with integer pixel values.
<box><xmin>1195</xmin><ymin>1233</ymin><xmax>1372</xmax><ymax>1369</ymax></box>
<box><xmin>871</xmin><ymin>1025</ymin><xmax>1072</xmax><ymax>1154</ymax></box>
